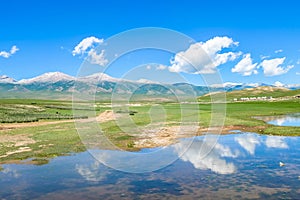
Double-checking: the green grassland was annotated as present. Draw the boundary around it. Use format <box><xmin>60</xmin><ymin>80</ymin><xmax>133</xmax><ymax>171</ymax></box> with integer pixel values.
<box><xmin>1</xmin><ymin>94</ymin><xmax>300</xmax><ymax>164</ymax></box>
<box><xmin>0</xmin><ymin>122</ymin><xmax>85</xmax><ymax>164</ymax></box>
<box><xmin>224</xmin><ymin>101</ymin><xmax>300</xmax><ymax>134</ymax></box>
<box><xmin>198</xmin><ymin>86</ymin><xmax>300</xmax><ymax>102</ymax></box>
<box><xmin>0</xmin><ymin>99</ymin><xmax>88</xmax><ymax>123</ymax></box>
<box><xmin>227</xmin><ymin>87</ymin><xmax>300</xmax><ymax>99</ymax></box>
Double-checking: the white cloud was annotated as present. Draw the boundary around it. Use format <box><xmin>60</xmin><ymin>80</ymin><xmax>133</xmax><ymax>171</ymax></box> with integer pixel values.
<box><xmin>72</xmin><ymin>36</ymin><xmax>108</xmax><ymax>66</ymax></box>
<box><xmin>235</xmin><ymin>134</ymin><xmax>261</xmax><ymax>155</ymax></box>
<box><xmin>232</xmin><ymin>53</ymin><xmax>258</xmax><ymax>76</ymax></box>
<box><xmin>169</xmin><ymin>36</ymin><xmax>241</xmax><ymax>74</ymax></box>
<box><xmin>146</xmin><ymin>65</ymin><xmax>152</xmax><ymax>70</ymax></box>
<box><xmin>297</xmin><ymin>59</ymin><xmax>300</xmax><ymax>65</ymax></box>
<box><xmin>0</xmin><ymin>45</ymin><xmax>19</xmax><ymax>58</ymax></box>
<box><xmin>0</xmin><ymin>51</ymin><xmax>10</xmax><ymax>58</ymax></box>
<box><xmin>247</xmin><ymin>83</ymin><xmax>260</xmax><ymax>87</ymax></box>
<box><xmin>265</xmin><ymin>136</ymin><xmax>288</xmax><ymax>149</ymax></box>
<box><xmin>260</xmin><ymin>55</ymin><xmax>270</xmax><ymax>60</ymax></box>
<box><xmin>211</xmin><ymin>82</ymin><xmax>242</xmax><ymax>88</ymax></box>
<box><xmin>259</xmin><ymin>57</ymin><xmax>294</xmax><ymax>76</ymax></box>
<box><xmin>296</xmin><ymin>72</ymin><xmax>300</xmax><ymax>75</ymax></box>
<box><xmin>275</xmin><ymin>49</ymin><xmax>283</xmax><ymax>53</ymax></box>
<box><xmin>72</xmin><ymin>36</ymin><xmax>103</xmax><ymax>56</ymax></box>
<box><xmin>274</xmin><ymin>81</ymin><xmax>284</xmax><ymax>87</ymax></box>
<box><xmin>87</xmin><ymin>49</ymin><xmax>108</xmax><ymax>66</ymax></box>
<box><xmin>156</xmin><ymin>64</ymin><xmax>167</xmax><ymax>70</ymax></box>
<box><xmin>10</xmin><ymin>45</ymin><xmax>19</xmax><ymax>54</ymax></box>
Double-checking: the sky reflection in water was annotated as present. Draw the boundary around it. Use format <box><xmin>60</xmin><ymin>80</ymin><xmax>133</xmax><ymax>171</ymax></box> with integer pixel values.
<box><xmin>267</xmin><ymin>113</ymin><xmax>300</xmax><ymax>127</ymax></box>
<box><xmin>1</xmin><ymin>132</ymin><xmax>300</xmax><ymax>199</ymax></box>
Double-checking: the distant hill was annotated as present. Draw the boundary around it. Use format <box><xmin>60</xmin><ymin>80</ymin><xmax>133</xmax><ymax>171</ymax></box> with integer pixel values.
<box><xmin>1</xmin><ymin>72</ymin><xmax>299</xmax><ymax>101</ymax></box>
<box><xmin>198</xmin><ymin>86</ymin><xmax>300</xmax><ymax>102</ymax></box>
<box><xmin>0</xmin><ymin>72</ymin><xmax>212</xmax><ymax>100</ymax></box>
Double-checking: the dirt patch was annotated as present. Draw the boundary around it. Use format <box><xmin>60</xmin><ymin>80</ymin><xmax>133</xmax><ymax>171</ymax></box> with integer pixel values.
<box><xmin>134</xmin><ymin>125</ymin><xmax>203</xmax><ymax>148</ymax></box>
<box><xmin>0</xmin><ymin>147</ymin><xmax>32</xmax><ymax>158</ymax></box>
<box><xmin>221</xmin><ymin>125</ymin><xmax>266</xmax><ymax>134</ymax></box>
<box><xmin>0</xmin><ymin>134</ymin><xmax>35</xmax><ymax>147</ymax></box>
<box><xmin>0</xmin><ymin>133</ymin><xmax>36</xmax><ymax>158</ymax></box>
<box><xmin>134</xmin><ymin>124</ymin><xmax>267</xmax><ymax>148</ymax></box>
<box><xmin>96</xmin><ymin>110</ymin><xmax>120</xmax><ymax>123</ymax></box>
<box><xmin>0</xmin><ymin>119</ymin><xmax>74</xmax><ymax>131</ymax></box>
<box><xmin>0</xmin><ymin>132</ymin><xmax>37</xmax><ymax>158</ymax></box>
<box><xmin>15</xmin><ymin>104</ymin><xmax>44</xmax><ymax>110</ymax></box>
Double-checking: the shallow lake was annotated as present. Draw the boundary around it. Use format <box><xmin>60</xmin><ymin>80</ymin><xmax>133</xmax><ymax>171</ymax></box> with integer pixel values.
<box><xmin>1</xmin><ymin>132</ymin><xmax>300</xmax><ymax>199</ymax></box>
<box><xmin>256</xmin><ymin>113</ymin><xmax>300</xmax><ymax>127</ymax></box>
<box><xmin>266</xmin><ymin>113</ymin><xmax>300</xmax><ymax>127</ymax></box>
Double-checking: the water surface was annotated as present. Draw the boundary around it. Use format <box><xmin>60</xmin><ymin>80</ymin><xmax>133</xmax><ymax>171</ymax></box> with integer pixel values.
<box><xmin>1</xmin><ymin>132</ymin><xmax>300</xmax><ymax>199</ymax></box>
<box><xmin>263</xmin><ymin>113</ymin><xmax>300</xmax><ymax>127</ymax></box>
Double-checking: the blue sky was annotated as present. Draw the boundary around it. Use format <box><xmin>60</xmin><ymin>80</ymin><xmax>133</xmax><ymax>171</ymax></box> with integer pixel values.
<box><xmin>0</xmin><ymin>0</ymin><xmax>300</xmax><ymax>85</ymax></box>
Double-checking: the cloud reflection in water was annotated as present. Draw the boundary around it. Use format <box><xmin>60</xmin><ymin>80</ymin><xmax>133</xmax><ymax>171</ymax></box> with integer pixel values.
<box><xmin>75</xmin><ymin>133</ymin><xmax>291</xmax><ymax>179</ymax></box>
<box><xmin>174</xmin><ymin>138</ymin><xmax>238</xmax><ymax>174</ymax></box>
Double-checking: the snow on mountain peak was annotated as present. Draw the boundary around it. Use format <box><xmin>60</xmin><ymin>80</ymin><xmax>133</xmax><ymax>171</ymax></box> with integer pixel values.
<box><xmin>17</xmin><ymin>72</ymin><xmax>75</xmax><ymax>84</ymax></box>
<box><xmin>211</xmin><ymin>82</ymin><xmax>243</xmax><ymax>88</ymax></box>
<box><xmin>136</xmin><ymin>78</ymin><xmax>159</xmax><ymax>84</ymax></box>
<box><xmin>0</xmin><ymin>75</ymin><xmax>16</xmax><ymax>83</ymax></box>
<box><xmin>78</xmin><ymin>72</ymin><xmax>120</xmax><ymax>82</ymax></box>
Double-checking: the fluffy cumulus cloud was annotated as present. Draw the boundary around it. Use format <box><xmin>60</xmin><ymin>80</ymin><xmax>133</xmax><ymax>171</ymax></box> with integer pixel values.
<box><xmin>169</xmin><ymin>36</ymin><xmax>241</xmax><ymax>74</ymax></box>
<box><xmin>259</xmin><ymin>57</ymin><xmax>294</xmax><ymax>76</ymax></box>
<box><xmin>72</xmin><ymin>36</ymin><xmax>103</xmax><ymax>56</ymax></box>
<box><xmin>232</xmin><ymin>53</ymin><xmax>258</xmax><ymax>76</ymax></box>
<box><xmin>0</xmin><ymin>45</ymin><xmax>19</xmax><ymax>58</ymax></box>
<box><xmin>274</xmin><ymin>81</ymin><xmax>284</xmax><ymax>87</ymax></box>
<box><xmin>72</xmin><ymin>36</ymin><xmax>108</xmax><ymax>66</ymax></box>
<box><xmin>87</xmin><ymin>49</ymin><xmax>108</xmax><ymax>66</ymax></box>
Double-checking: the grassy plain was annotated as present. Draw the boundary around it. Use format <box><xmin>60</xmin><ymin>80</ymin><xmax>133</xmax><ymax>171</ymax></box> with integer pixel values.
<box><xmin>0</xmin><ymin>98</ymin><xmax>300</xmax><ymax>164</ymax></box>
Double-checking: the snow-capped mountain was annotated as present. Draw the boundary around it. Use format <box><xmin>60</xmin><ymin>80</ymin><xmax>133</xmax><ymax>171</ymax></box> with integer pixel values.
<box><xmin>0</xmin><ymin>71</ymin><xmax>299</xmax><ymax>99</ymax></box>
<box><xmin>18</xmin><ymin>72</ymin><xmax>75</xmax><ymax>84</ymax></box>
<box><xmin>0</xmin><ymin>75</ymin><xmax>16</xmax><ymax>83</ymax></box>
<box><xmin>78</xmin><ymin>72</ymin><xmax>121</xmax><ymax>83</ymax></box>
<box><xmin>211</xmin><ymin>82</ymin><xmax>263</xmax><ymax>88</ymax></box>
<box><xmin>136</xmin><ymin>78</ymin><xmax>159</xmax><ymax>84</ymax></box>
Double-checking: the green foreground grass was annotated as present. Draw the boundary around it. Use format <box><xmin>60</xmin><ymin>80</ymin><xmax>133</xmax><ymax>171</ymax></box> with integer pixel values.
<box><xmin>0</xmin><ymin>99</ymin><xmax>300</xmax><ymax>164</ymax></box>
<box><xmin>0</xmin><ymin>99</ymin><xmax>88</xmax><ymax>123</ymax></box>
<box><xmin>0</xmin><ymin>122</ymin><xmax>85</xmax><ymax>164</ymax></box>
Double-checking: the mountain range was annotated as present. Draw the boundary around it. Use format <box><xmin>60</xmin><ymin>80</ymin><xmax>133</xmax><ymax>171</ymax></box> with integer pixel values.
<box><xmin>0</xmin><ymin>72</ymin><xmax>299</xmax><ymax>100</ymax></box>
